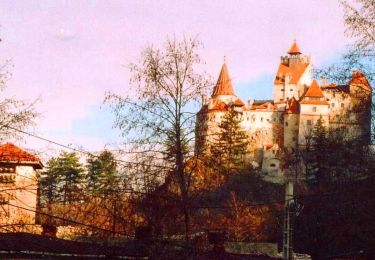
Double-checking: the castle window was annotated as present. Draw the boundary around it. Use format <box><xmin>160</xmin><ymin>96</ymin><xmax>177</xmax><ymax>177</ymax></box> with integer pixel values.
<box><xmin>290</xmin><ymin>89</ymin><xmax>293</xmax><ymax>91</ymax></box>
<box><xmin>281</xmin><ymin>89</ymin><xmax>285</xmax><ymax>92</ymax></box>
<box><xmin>292</xmin><ymin>137</ymin><xmax>296</xmax><ymax>141</ymax></box>
<box><xmin>285</xmin><ymin>121</ymin><xmax>288</xmax><ymax>126</ymax></box>
<box><xmin>261</xmin><ymin>117</ymin><xmax>263</xmax><ymax>122</ymax></box>
<box><xmin>306</xmin><ymin>120</ymin><xmax>312</xmax><ymax>126</ymax></box>
<box><xmin>312</xmin><ymin>106</ymin><xmax>317</xmax><ymax>112</ymax></box>
<box><xmin>270</xmin><ymin>163</ymin><xmax>276</xmax><ymax>167</ymax></box>
<box><xmin>331</xmin><ymin>103</ymin><xmax>335</xmax><ymax>108</ymax></box>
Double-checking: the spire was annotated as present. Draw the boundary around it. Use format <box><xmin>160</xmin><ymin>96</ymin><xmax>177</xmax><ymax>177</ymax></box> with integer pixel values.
<box><xmin>304</xmin><ymin>80</ymin><xmax>324</xmax><ymax>98</ymax></box>
<box><xmin>288</xmin><ymin>40</ymin><xmax>302</xmax><ymax>55</ymax></box>
<box><xmin>212</xmin><ymin>62</ymin><xmax>236</xmax><ymax>97</ymax></box>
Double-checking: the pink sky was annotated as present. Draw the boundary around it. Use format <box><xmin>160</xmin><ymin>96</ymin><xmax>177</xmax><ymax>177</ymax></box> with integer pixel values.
<box><xmin>0</xmin><ymin>0</ymin><xmax>350</xmax><ymax>157</ymax></box>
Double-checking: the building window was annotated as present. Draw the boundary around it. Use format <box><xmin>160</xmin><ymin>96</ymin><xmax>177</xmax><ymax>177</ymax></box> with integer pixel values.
<box><xmin>290</xmin><ymin>89</ymin><xmax>293</xmax><ymax>91</ymax></box>
<box><xmin>292</xmin><ymin>137</ymin><xmax>296</xmax><ymax>141</ymax></box>
<box><xmin>285</xmin><ymin>121</ymin><xmax>288</xmax><ymax>126</ymax></box>
<box><xmin>281</xmin><ymin>89</ymin><xmax>285</xmax><ymax>92</ymax></box>
<box><xmin>312</xmin><ymin>106</ymin><xmax>317</xmax><ymax>112</ymax></box>
<box><xmin>261</xmin><ymin>117</ymin><xmax>263</xmax><ymax>122</ymax></box>
<box><xmin>306</xmin><ymin>120</ymin><xmax>312</xmax><ymax>126</ymax></box>
<box><xmin>270</xmin><ymin>163</ymin><xmax>276</xmax><ymax>167</ymax></box>
<box><xmin>331</xmin><ymin>103</ymin><xmax>335</xmax><ymax>108</ymax></box>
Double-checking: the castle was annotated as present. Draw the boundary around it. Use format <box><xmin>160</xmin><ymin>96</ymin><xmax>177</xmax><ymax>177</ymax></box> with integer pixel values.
<box><xmin>195</xmin><ymin>41</ymin><xmax>372</xmax><ymax>176</ymax></box>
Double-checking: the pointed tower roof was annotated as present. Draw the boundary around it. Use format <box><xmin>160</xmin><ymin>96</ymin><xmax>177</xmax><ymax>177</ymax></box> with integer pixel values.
<box><xmin>304</xmin><ymin>80</ymin><xmax>324</xmax><ymax>98</ymax></box>
<box><xmin>301</xmin><ymin>80</ymin><xmax>329</xmax><ymax>105</ymax></box>
<box><xmin>288</xmin><ymin>40</ymin><xmax>302</xmax><ymax>55</ymax></box>
<box><xmin>212</xmin><ymin>63</ymin><xmax>236</xmax><ymax>97</ymax></box>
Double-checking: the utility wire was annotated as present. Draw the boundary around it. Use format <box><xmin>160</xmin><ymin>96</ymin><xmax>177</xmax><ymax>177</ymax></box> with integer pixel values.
<box><xmin>0</xmin><ymin>124</ymin><xmax>174</xmax><ymax>170</ymax></box>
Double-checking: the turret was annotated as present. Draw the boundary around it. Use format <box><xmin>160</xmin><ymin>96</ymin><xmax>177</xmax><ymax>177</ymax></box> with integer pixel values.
<box><xmin>298</xmin><ymin>80</ymin><xmax>329</xmax><ymax>145</ymax></box>
<box><xmin>274</xmin><ymin>40</ymin><xmax>312</xmax><ymax>103</ymax></box>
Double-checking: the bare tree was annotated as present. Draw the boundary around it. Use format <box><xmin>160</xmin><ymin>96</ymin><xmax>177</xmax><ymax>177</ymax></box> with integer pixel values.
<box><xmin>315</xmin><ymin>1</ymin><xmax>375</xmax><ymax>83</ymax></box>
<box><xmin>105</xmin><ymin>36</ymin><xmax>211</xmax><ymax>239</ymax></box>
<box><xmin>0</xmin><ymin>54</ymin><xmax>38</xmax><ymax>140</ymax></box>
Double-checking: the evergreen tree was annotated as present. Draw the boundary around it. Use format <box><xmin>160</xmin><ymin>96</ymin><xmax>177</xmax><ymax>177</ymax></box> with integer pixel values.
<box><xmin>42</xmin><ymin>152</ymin><xmax>85</xmax><ymax>204</ymax></box>
<box><xmin>308</xmin><ymin>117</ymin><xmax>329</xmax><ymax>187</ymax></box>
<box><xmin>39</xmin><ymin>160</ymin><xmax>60</xmax><ymax>206</ymax></box>
<box><xmin>86</xmin><ymin>150</ymin><xmax>120</xmax><ymax>194</ymax></box>
<box><xmin>210</xmin><ymin>106</ymin><xmax>249</xmax><ymax>172</ymax></box>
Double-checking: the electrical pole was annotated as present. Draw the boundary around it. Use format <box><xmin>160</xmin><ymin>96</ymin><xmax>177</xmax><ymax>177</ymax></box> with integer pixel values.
<box><xmin>112</xmin><ymin>199</ymin><xmax>117</xmax><ymax>238</ymax></box>
<box><xmin>283</xmin><ymin>181</ymin><xmax>294</xmax><ymax>260</ymax></box>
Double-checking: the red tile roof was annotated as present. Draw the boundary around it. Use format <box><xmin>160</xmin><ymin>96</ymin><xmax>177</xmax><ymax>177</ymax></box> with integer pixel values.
<box><xmin>233</xmin><ymin>98</ymin><xmax>245</xmax><ymax>106</ymax></box>
<box><xmin>288</xmin><ymin>40</ymin><xmax>302</xmax><ymax>55</ymax></box>
<box><xmin>350</xmin><ymin>70</ymin><xmax>371</xmax><ymax>90</ymax></box>
<box><xmin>210</xmin><ymin>99</ymin><xmax>230</xmax><ymax>111</ymax></box>
<box><xmin>274</xmin><ymin>63</ymin><xmax>309</xmax><ymax>85</ymax></box>
<box><xmin>212</xmin><ymin>63</ymin><xmax>236</xmax><ymax>96</ymax></box>
<box><xmin>249</xmin><ymin>102</ymin><xmax>275</xmax><ymax>111</ymax></box>
<box><xmin>0</xmin><ymin>143</ymin><xmax>43</xmax><ymax>169</ymax></box>
<box><xmin>304</xmin><ymin>80</ymin><xmax>324</xmax><ymax>98</ymax></box>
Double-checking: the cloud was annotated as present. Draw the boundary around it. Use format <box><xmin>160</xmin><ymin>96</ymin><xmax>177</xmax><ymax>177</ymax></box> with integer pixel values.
<box><xmin>55</xmin><ymin>27</ymin><xmax>76</xmax><ymax>41</ymax></box>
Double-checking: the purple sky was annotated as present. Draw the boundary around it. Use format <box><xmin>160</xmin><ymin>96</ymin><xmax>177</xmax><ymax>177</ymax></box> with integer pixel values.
<box><xmin>0</xmin><ymin>0</ymin><xmax>350</xmax><ymax>157</ymax></box>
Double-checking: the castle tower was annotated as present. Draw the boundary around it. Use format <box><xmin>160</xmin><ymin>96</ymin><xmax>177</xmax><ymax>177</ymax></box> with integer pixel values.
<box><xmin>195</xmin><ymin>62</ymin><xmax>245</xmax><ymax>155</ymax></box>
<box><xmin>348</xmin><ymin>71</ymin><xmax>372</xmax><ymax>142</ymax></box>
<box><xmin>284</xmin><ymin>97</ymin><xmax>300</xmax><ymax>150</ymax></box>
<box><xmin>274</xmin><ymin>41</ymin><xmax>312</xmax><ymax>104</ymax></box>
<box><xmin>298</xmin><ymin>80</ymin><xmax>329</xmax><ymax>145</ymax></box>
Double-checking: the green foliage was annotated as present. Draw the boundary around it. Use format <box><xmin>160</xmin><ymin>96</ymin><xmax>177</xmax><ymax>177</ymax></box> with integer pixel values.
<box><xmin>41</xmin><ymin>152</ymin><xmax>85</xmax><ymax>204</ymax></box>
<box><xmin>210</xmin><ymin>106</ymin><xmax>249</xmax><ymax>172</ymax></box>
<box><xmin>302</xmin><ymin>116</ymin><xmax>374</xmax><ymax>188</ymax></box>
<box><xmin>86</xmin><ymin>150</ymin><xmax>120</xmax><ymax>194</ymax></box>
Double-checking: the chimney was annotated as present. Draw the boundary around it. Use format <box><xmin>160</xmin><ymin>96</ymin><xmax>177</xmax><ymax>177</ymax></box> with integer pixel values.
<box><xmin>208</xmin><ymin>99</ymin><xmax>213</xmax><ymax>109</ymax></box>
<box><xmin>320</xmin><ymin>77</ymin><xmax>327</xmax><ymax>87</ymax></box>
<box><xmin>201</xmin><ymin>94</ymin><xmax>207</xmax><ymax>106</ymax></box>
<box><xmin>247</xmin><ymin>99</ymin><xmax>253</xmax><ymax>109</ymax></box>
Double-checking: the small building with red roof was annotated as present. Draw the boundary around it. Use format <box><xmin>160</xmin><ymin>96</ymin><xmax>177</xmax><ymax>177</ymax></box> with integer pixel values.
<box><xmin>0</xmin><ymin>143</ymin><xmax>43</xmax><ymax>232</ymax></box>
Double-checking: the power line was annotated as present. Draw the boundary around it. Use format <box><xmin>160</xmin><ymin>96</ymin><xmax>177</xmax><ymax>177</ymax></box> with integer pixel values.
<box><xmin>0</xmin><ymin>124</ymin><xmax>174</xmax><ymax>170</ymax></box>
<box><xmin>6</xmin><ymin>202</ymin><xmax>124</xmax><ymax>235</ymax></box>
